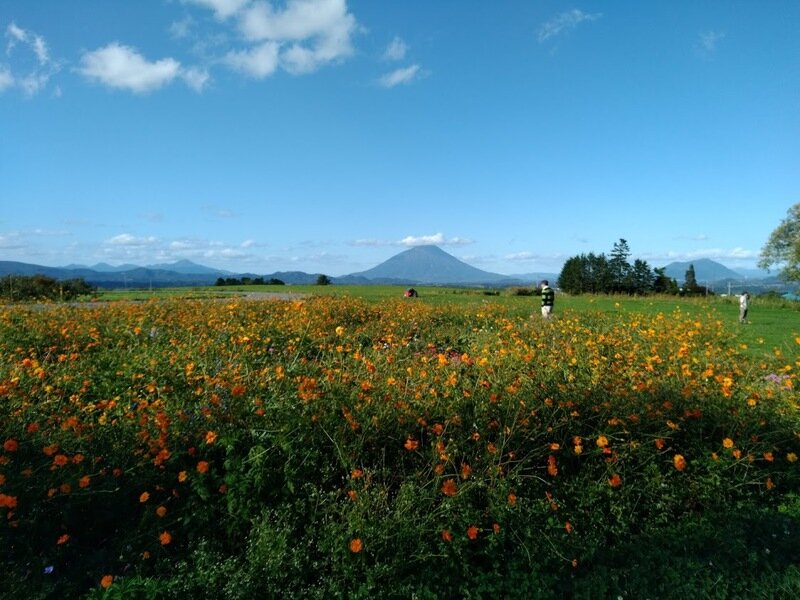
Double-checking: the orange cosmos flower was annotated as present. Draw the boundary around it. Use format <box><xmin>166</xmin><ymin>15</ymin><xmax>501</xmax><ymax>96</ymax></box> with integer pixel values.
<box><xmin>350</xmin><ymin>468</ymin><xmax>364</xmax><ymax>479</ymax></box>
<box><xmin>596</xmin><ymin>436</ymin><xmax>609</xmax><ymax>448</ymax></box>
<box><xmin>178</xmin><ymin>470</ymin><xmax>188</xmax><ymax>482</ymax></box>
<box><xmin>349</xmin><ymin>538</ymin><xmax>363</xmax><ymax>553</ymax></box>
<box><xmin>564</xmin><ymin>521</ymin><xmax>573</xmax><ymax>534</ymax></box>
<box><xmin>467</xmin><ymin>525</ymin><xmax>479</xmax><ymax>540</ymax></box>
<box><xmin>654</xmin><ymin>438</ymin><xmax>666</xmax><ymax>450</ymax></box>
<box><xmin>460</xmin><ymin>463</ymin><xmax>472</xmax><ymax>480</ymax></box>
<box><xmin>404</xmin><ymin>437</ymin><xmax>419</xmax><ymax>451</ymax></box>
<box><xmin>100</xmin><ymin>575</ymin><xmax>114</xmax><ymax>589</ymax></box>
<box><xmin>788</xmin><ymin>453</ymin><xmax>798</xmax><ymax>463</ymax></box>
<box><xmin>3</xmin><ymin>439</ymin><xmax>18</xmax><ymax>452</ymax></box>
<box><xmin>43</xmin><ymin>444</ymin><xmax>58</xmax><ymax>456</ymax></box>
<box><xmin>0</xmin><ymin>493</ymin><xmax>17</xmax><ymax>508</ymax></box>
<box><xmin>231</xmin><ymin>384</ymin><xmax>246</xmax><ymax>397</ymax></box>
<box><xmin>156</xmin><ymin>506</ymin><xmax>167</xmax><ymax>518</ymax></box>
<box><xmin>431</xmin><ymin>423</ymin><xmax>444</xmax><ymax>436</ymax></box>
<box><xmin>547</xmin><ymin>455</ymin><xmax>558</xmax><ymax>477</ymax></box>
<box><xmin>732</xmin><ymin>449</ymin><xmax>742</xmax><ymax>459</ymax></box>
<box><xmin>608</xmin><ymin>473</ymin><xmax>622</xmax><ymax>488</ymax></box>
<box><xmin>196</xmin><ymin>461</ymin><xmax>209</xmax><ymax>474</ymax></box>
<box><xmin>159</xmin><ymin>531</ymin><xmax>172</xmax><ymax>545</ymax></box>
<box><xmin>78</xmin><ymin>475</ymin><xmax>91</xmax><ymax>488</ymax></box>
<box><xmin>722</xmin><ymin>438</ymin><xmax>734</xmax><ymax>449</ymax></box>
<box><xmin>766</xmin><ymin>478</ymin><xmax>775</xmax><ymax>490</ymax></box>
<box><xmin>763</xmin><ymin>452</ymin><xmax>774</xmax><ymax>462</ymax></box>
<box><xmin>57</xmin><ymin>534</ymin><xmax>70</xmax><ymax>545</ymax></box>
<box><xmin>139</xmin><ymin>491</ymin><xmax>150</xmax><ymax>503</ymax></box>
<box><xmin>574</xmin><ymin>444</ymin><xmax>583</xmax><ymax>455</ymax></box>
<box><xmin>205</xmin><ymin>431</ymin><xmax>218</xmax><ymax>445</ymax></box>
<box><xmin>673</xmin><ymin>454</ymin><xmax>687</xmax><ymax>471</ymax></box>
<box><xmin>507</xmin><ymin>492</ymin><xmax>517</xmax><ymax>506</ymax></box>
<box><xmin>441</xmin><ymin>478</ymin><xmax>457</xmax><ymax>497</ymax></box>
<box><xmin>53</xmin><ymin>454</ymin><xmax>69</xmax><ymax>467</ymax></box>
<box><xmin>550</xmin><ymin>442</ymin><xmax>561</xmax><ymax>451</ymax></box>
<box><xmin>441</xmin><ymin>529</ymin><xmax>453</xmax><ymax>542</ymax></box>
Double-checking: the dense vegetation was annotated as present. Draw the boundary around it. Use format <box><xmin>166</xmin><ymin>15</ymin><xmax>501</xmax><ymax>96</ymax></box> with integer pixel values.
<box><xmin>0</xmin><ymin>275</ymin><xmax>94</xmax><ymax>302</ymax></box>
<box><xmin>1</xmin><ymin>295</ymin><xmax>799</xmax><ymax>598</ymax></box>
<box><xmin>557</xmin><ymin>239</ymin><xmax>714</xmax><ymax>296</ymax></box>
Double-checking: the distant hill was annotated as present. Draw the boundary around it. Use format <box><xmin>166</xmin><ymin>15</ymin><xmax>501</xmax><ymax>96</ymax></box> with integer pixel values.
<box><xmin>662</xmin><ymin>259</ymin><xmax>742</xmax><ymax>283</ymax></box>
<box><xmin>145</xmin><ymin>259</ymin><xmax>233</xmax><ymax>276</ymax></box>
<box><xmin>346</xmin><ymin>245</ymin><xmax>525</xmax><ymax>286</ymax></box>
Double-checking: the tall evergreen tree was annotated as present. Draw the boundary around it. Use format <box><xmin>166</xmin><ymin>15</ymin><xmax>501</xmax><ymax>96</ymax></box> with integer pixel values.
<box><xmin>631</xmin><ymin>259</ymin><xmax>654</xmax><ymax>295</ymax></box>
<box><xmin>683</xmin><ymin>264</ymin><xmax>699</xmax><ymax>293</ymax></box>
<box><xmin>608</xmin><ymin>239</ymin><xmax>632</xmax><ymax>293</ymax></box>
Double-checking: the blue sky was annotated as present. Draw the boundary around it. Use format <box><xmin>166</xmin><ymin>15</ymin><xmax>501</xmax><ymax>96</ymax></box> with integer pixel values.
<box><xmin>1</xmin><ymin>1</ymin><xmax>798</xmax><ymax>276</ymax></box>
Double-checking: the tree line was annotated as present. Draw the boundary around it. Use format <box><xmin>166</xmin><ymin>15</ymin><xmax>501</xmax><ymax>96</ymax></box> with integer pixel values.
<box><xmin>215</xmin><ymin>277</ymin><xmax>285</xmax><ymax>286</ymax></box>
<box><xmin>557</xmin><ymin>239</ymin><xmax>709</xmax><ymax>296</ymax></box>
<box><xmin>1</xmin><ymin>275</ymin><xmax>95</xmax><ymax>302</ymax></box>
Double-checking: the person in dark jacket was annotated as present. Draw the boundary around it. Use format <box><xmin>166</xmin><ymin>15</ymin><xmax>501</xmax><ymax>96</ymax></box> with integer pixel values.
<box><xmin>539</xmin><ymin>280</ymin><xmax>555</xmax><ymax>318</ymax></box>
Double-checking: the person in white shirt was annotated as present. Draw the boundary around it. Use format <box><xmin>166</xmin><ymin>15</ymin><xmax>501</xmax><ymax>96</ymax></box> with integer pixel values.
<box><xmin>739</xmin><ymin>291</ymin><xmax>750</xmax><ymax>324</ymax></box>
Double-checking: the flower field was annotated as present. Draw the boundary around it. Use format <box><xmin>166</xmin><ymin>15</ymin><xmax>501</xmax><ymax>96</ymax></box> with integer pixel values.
<box><xmin>1</xmin><ymin>296</ymin><xmax>799</xmax><ymax>598</ymax></box>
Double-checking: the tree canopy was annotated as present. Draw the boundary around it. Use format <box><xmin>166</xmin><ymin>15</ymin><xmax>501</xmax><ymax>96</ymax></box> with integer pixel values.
<box><xmin>759</xmin><ymin>203</ymin><xmax>800</xmax><ymax>281</ymax></box>
<box><xmin>557</xmin><ymin>239</ymin><xmax>673</xmax><ymax>295</ymax></box>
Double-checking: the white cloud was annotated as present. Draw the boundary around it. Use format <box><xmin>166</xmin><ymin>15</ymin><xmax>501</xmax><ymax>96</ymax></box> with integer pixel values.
<box><xmin>351</xmin><ymin>233</ymin><xmax>472</xmax><ymax>248</ymax></box>
<box><xmin>399</xmin><ymin>233</ymin><xmax>472</xmax><ymax>247</ymax></box>
<box><xmin>183</xmin><ymin>0</ymin><xmax>251</xmax><ymax>20</ymax></box>
<box><xmin>5</xmin><ymin>22</ymin><xmax>26</xmax><ymax>48</ymax></box>
<box><xmin>537</xmin><ymin>9</ymin><xmax>602</xmax><ymax>43</ymax></box>
<box><xmin>378</xmin><ymin>64</ymin><xmax>420</xmax><ymax>87</ymax></box>
<box><xmin>105</xmin><ymin>233</ymin><xmax>160</xmax><ymax>247</ymax></box>
<box><xmin>224</xmin><ymin>41</ymin><xmax>280</xmax><ymax>78</ymax></box>
<box><xmin>238</xmin><ymin>0</ymin><xmax>357</xmax><ymax>74</ymax></box>
<box><xmin>383</xmin><ymin>36</ymin><xmax>407</xmax><ymax>61</ymax></box>
<box><xmin>78</xmin><ymin>43</ymin><xmax>181</xmax><ymax>93</ymax></box>
<box><xmin>78</xmin><ymin>43</ymin><xmax>209</xmax><ymax>93</ymax></box>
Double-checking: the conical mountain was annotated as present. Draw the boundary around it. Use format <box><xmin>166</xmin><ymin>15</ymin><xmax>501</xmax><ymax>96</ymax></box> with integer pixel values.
<box><xmin>348</xmin><ymin>245</ymin><xmax>513</xmax><ymax>285</ymax></box>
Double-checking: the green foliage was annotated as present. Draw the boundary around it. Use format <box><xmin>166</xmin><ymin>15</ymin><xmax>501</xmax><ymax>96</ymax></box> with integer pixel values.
<box><xmin>558</xmin><ymin>240</ymin><xmax>660</xmax><ymax>295</ymax></box>
<box><xmin>0</xmin><ymin>274</ymin><xmax>94</xmax><ymax>302</ymax></box>
<box><xmin>759</xmin><ymin>202</ymin><xmax>800</xmax><ymax>281</ymax></box>
<box><xmin>1</xmin><ymin>296</ymin><xmax>799</xmax><ymax>597</ymax></box>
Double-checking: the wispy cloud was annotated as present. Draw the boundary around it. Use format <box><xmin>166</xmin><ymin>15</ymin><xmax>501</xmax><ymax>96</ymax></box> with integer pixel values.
<box><xmin>224</xmin><ymin>41</ymin><xmax>280</xmax><ymax>78</ymax></box>
<box><xmin>183</xmin><ymin>0</ymin><xmax>251</xmax><ymax>21</ymax></box>
<box><xmin>352</xmin><ymin>233</ymin><xmax>472</xmax><ymax>247</ymax></box>
<box><xmin>537</xmin><ymin>9</ymin><xmax>602</xmax><ymax>44</ymax></box>
<box><xmin>383</xmin><ymin>36</ymin><xmax>407</xmax><ymax>61</ymax></box>
<box><xmin>2</xmin><ymin>22</ymin><xmax>60</xmax><ymax>96</ymax></box>
<box><xmin>698</xmin><ymin>30</ymin><xmax>725</xmax><ymax>53</ymax></box>
<box><xmin>378</xmin><ymin>64</ymin><xmax>421</xmax><ymax>87</ymax></box>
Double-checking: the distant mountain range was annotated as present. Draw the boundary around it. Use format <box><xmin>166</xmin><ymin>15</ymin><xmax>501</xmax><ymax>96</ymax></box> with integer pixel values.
<box><xmin>0</xmin><ymin>247</ymin><xmax>791</xmax><ymax>291</ymax></box>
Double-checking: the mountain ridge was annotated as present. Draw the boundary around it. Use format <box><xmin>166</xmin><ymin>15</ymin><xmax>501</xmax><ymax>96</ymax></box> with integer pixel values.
<box><xmin>0</xmin><ymin>252</ymin><xmax>787</xmax><ymax>290</ymax></box>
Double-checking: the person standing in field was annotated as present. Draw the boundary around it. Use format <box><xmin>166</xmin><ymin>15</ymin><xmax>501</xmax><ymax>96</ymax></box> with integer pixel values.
<box><xmin>739</xmin><ymin>291</ymin><xmax>750</xmax><ymax>323</ymax></box>
<box><xmin>539</xmin><ymin>280</ymin><xmax>555</xmax><ymax>319</ymax></box>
